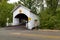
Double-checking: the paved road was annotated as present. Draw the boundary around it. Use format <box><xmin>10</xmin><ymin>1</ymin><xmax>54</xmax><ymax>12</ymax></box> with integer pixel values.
<box><xmin>0</xmin><ymin>27</ymin><xmax>60</xmax><ymax>40</ymax></box>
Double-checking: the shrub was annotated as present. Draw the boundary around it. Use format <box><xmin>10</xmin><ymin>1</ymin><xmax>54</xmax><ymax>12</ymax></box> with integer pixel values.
<box><xmin>39</xmin><ymin>9</ymin><xmax>60</xmax><ymax>30</ymax></box>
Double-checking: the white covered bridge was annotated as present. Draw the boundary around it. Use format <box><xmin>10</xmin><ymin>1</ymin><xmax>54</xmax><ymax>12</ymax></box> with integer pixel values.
<box><xmin>10</xmin><ymin>5</ymin><xmax>39</xmax><ymax>30</ymax></box>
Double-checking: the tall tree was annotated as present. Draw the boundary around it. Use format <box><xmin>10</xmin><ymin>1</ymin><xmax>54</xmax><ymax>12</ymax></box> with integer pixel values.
<box><xmin>46</xmin><ymin>0</ymin><xmax>59</xmax><ymax>14</ymax></box>
<box><xmin>17</xmin><ymin>0</ymin><xmax>42</xmax><ymax>14</ymax></box>
<box><xmin>0</xmin><ymin>0</ymin><xmax>14</xmax><ymax>27</ymax></box>
<box><xmin>0</xmin><ymin>0</ymin><xmax>8</xmax><ymax>3</ymax></box>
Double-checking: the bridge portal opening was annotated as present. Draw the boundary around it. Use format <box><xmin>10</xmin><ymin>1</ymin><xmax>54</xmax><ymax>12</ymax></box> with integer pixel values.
<box><xmin>15</xmin><ymin>14</ymin><xmax>28</xmax><ymax>25</ymax></box>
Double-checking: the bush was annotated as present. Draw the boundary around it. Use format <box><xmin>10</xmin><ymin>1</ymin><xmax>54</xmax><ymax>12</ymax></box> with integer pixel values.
<box><xmin>0</xmin><ymin>19</ymin><xmax>6</xmax><ymax>27</ymax></box>
<box><xmin>0</xmin><ymin>2</ymin><xmax>14</xmax><ymax>27</ymax></box>
<box><xmin>39</xmin><ymin>9</ymin><xmax>60</xmax><ymax>30</ymax></box>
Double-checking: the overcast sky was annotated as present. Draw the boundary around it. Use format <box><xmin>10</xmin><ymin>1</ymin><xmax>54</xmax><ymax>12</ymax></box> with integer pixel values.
<box><xmin>7</xmin><ymin>0</ymin><xmax>20</xmax><ymax>3</ymax></box>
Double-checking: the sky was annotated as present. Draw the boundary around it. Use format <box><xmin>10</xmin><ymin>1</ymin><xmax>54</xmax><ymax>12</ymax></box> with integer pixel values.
<box><xmin>7</xmin><ymin>0</ymin><xmax>20</xmax><ymax>3</ymax></box>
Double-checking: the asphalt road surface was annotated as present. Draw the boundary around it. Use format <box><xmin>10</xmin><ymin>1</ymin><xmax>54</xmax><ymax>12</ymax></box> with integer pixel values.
<box><xmin>0</xmin><ymin>27</ymin><xmax>60</xmax><ymax>40</ymax></box>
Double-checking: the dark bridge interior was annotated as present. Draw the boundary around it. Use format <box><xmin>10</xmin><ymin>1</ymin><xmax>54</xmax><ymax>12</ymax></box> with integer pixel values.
<box><xmin>15</xmin><ymin>14</ymin><xmax>28</xmax><ymax>25</ymax></box>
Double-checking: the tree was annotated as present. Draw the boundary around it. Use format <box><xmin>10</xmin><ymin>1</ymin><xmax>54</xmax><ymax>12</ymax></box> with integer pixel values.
<box><xmin>0</xmin><ymin>0</ymin><xmax>8</xmax><ymax>3</ymax></box>
<box><xmin>46</xmin><ymin>0</ymin><xmax>59</xmax><ymax>14</ymax></box>
<box><xmin>0</xmin><ymin>0</ymin><xmax>14</xmax><ymax>27</ymax></box>
<box><xmin>40</xmin><ymin>0</ymin><xmax>60</xmax><ymax>29</ymax></box>
<box><xmin>17</xmin><ymin>0</ymin><xmax>42</xmax><ymax>14</ymax></box>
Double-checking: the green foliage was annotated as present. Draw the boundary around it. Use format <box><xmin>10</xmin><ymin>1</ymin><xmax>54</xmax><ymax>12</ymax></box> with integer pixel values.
<box><xmin>20</xmin><ymin>0</ymin><xmax>35</xmax><ymax>9</ymax></box>
<box><xmin>38</xmin><ymin>0</ymin><xmax>60</xmax><ymax>30</ymax></box>
<box><xmin>40</xmin><ymin>8</ymin><xmax>60</xmax><ymax>30</ymax></box>
<box><xmin>0</xmin><ymin>1</ymin><xmax>14</xmax><ymax>27</ymax></box>
<box><xmin>18</xmin><ymin>0</ymin><xmax>41</xmax><ymax>14</ymax></box>
<box><xmin>46</xmin><ymin>0</ymin><xmax>59</xmax><ymax>14</ymax></box>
